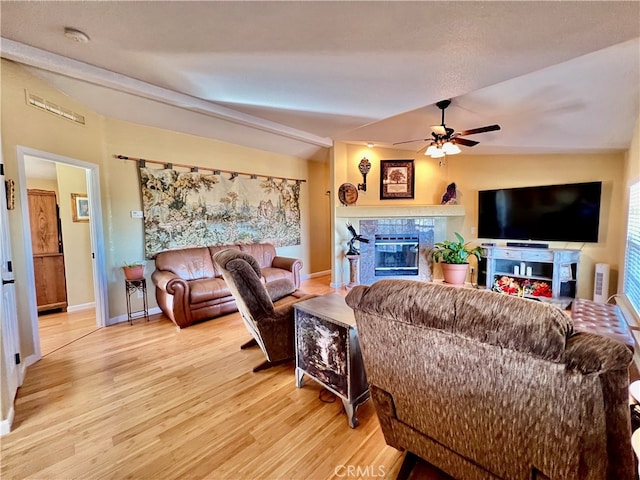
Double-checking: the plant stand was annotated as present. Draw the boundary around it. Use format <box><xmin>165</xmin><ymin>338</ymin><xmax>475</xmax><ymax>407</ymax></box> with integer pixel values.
<box><xmin>125</xmin><ymin>278</ymin><xmax>149</xmax><ymax>324</ymax></box>
<box><xmin>345</xmin><ymin>254</ymin><xmax>360</xmax><ymax>290</ymax></box>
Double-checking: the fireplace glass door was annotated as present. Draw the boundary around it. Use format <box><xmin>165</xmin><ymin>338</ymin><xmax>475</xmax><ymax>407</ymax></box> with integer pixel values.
<box><xmin>374</xmin><ymin>234</ymin><xmax>419</xmax><ymax>277</ymax></box>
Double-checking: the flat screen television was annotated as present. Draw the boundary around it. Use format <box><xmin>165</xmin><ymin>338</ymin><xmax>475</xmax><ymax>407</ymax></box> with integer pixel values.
<box><xmin>477</xmin><ymin>181</ymin><xmax>602</xmax><ymax>243</ymax></box>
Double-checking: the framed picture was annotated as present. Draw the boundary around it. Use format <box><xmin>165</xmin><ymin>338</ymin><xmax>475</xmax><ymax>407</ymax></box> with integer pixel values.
<box><xmin>380</xmin><ymin>159</ymin><xmax>414</xmax><ymax>199</ymax></box>
<box><xmin>71</xmin><ymin>193</ymin><xmax>89</xmax><ymax>222</ymax></box>
<box><xmin>5</xmin><ymin>179</ymin><xmax>15</xmax><ymax>210</ymax></box>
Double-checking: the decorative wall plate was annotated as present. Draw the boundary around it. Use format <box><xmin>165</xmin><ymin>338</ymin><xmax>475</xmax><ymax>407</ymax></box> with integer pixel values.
<box><xmin>338</xmin><ymin>183</ymin><xmax>358</xmax><ymax>206</ymax></box>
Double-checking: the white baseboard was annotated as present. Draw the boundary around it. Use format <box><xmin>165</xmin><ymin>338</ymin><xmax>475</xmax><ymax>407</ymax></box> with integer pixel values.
<box><xmin>67</xmin><ymin>302</ymin><xmax>96</xmax><ymax>313</ymax></box>
<box><xmin>0</xmin><ymin>406</ymin><xmax>15</xmax><ymax>436</ymax></box>
<box><xmin>108</xmin><ymin>306</ymin><xmax>162</xmax><ymax>326</ymax></box>
<box><xmin>302</xmin><ymin>270</ymin><xmax>331</xmax><ymax>280</ymax></box>
<box><xmin>23</xmin><ymin>353</ymin><xmax>38</xmax><ymax>369</ymax></box>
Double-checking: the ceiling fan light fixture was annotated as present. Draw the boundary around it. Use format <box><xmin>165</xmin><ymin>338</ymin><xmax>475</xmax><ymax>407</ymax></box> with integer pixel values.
<box><xmin>430</xmin><ymin>148</ymin><xmax>446</xmax><ymax>159</ymax></box>
<box><xmin>442</xmin><ymin>142</ymin><xmax>461</xmax><ymax>155</ymax></box>
<box><xmin>425</xmin><ymin>144</ymin><xmax>439</xmax><ymax>156</ymax></box>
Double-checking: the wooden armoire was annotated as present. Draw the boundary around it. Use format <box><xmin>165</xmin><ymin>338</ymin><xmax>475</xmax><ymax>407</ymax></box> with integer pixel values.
<box><xmin>27</xmin><ymin>189</ymin><xmax>68</xmax><ymax>312</ymax></box>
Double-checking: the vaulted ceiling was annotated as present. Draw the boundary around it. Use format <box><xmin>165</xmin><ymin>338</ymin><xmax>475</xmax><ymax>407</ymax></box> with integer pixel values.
<box><xmin>1</xmin><ymin>1</ymin><xmax>639</xmax><ymax>160</ymax></box>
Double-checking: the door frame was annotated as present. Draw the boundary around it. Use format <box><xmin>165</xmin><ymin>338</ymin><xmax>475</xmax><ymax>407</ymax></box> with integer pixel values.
<box><xmin>0</xmin><ymin>139</ymin><xmax>22</xmax><ymax>435</ymax></box>
<box><xmin>16</xmin><ymin>146</ymin><xmax>108</xmax><ymax>365</ymax></box>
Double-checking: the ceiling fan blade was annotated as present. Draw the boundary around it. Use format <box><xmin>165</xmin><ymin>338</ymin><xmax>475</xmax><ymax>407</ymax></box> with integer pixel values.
<box><xmin>453</xmin><ymin>137</ymin><xmax>479</xmax><ymax>147</ymax></box>
<box><xmin>393</xmin><ymin>138</ymin><xmax>429</xmax><ymax>145</ymax></box>
<box><xmin>431</xmin><ymin>125</ymin><xmax>446</xmax><ymax>136</ymax></box>
<box><xmin>458</xmin><ymin>124</ymin><xmax>501</xmax><ymax>136</ymax></box>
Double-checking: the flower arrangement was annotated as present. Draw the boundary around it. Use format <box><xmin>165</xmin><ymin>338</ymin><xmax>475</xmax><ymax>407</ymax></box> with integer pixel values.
<box><xmin>492</xmin><ymin>276</ymin><xmax>552</xmax><ymax>297</ymax></box>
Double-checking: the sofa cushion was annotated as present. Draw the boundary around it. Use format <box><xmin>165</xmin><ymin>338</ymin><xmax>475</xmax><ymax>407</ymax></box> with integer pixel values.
<box><xmin>208</xmin><ymin>245</ymin><xmax>240</xmax><ymax>277</ymax></box>
<box><xmin>262</xmin><ymin>266</ymin><xmax>293</xmax><ymax>284</ymax></box>
<box><xmin>154</xmin><ymin>247</ymin><xmax>216</xmax><ymax>280</ymax></box>
<box><xmin>346</xmin><ymin>280</ymin><xmax>573</xmax><ymax>362</ymax></box>
<box><xmin>266</xmin><ymin>278</ymin><xmax>296</xmax><ymax>303</ymax></box>
<box><xmin>345</xmin><ymin>279</ymin><xmax>458</xmax><ymax>328</ymax></box>
<box><xmin>239</xmin><ymin>243</ymin><xmax>276</xmax><ymax>269</ymax></box>
<box><xmin>189</xmin><ymin>277</ymin><xmax>231</xmax><ymax>303</ymax></box>
<box><xmin>454</xmin><ymin>287</ymin><xmax>574</xmax><ymax>362</ymax></box>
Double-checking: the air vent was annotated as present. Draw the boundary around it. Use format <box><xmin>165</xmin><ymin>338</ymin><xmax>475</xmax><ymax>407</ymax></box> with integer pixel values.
<box><xmin>593</xmin><ymin>263</ymin><xmax>610</xmax><ymax>303</ymax></box>
<box><xmin>25</xmin><ymin>91</ymin><xmax>85</xmax><ymax>125</ymax></box>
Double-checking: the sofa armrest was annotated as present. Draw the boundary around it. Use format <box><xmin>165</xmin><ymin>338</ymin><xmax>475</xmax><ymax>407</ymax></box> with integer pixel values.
<box><xmin>151</xmin><ymin>270</ymin><xmax>193</xmax><ymax>328</ymax></box>
<box><xmin>265</xmin><ymin>278</ymin><xmax>296</xmax><ymax>303</ymax></box>
<box><xmin>151</xmin><ymin>270</ymin><xmax>182</xmax><ymax>292</ymax></box>
<box><xmin>271</xmin><ymin>256</ymin><xmax>301</xmax><ymax>272</ymax></box>
<box><xmin>563</xmin><ymin>331</ymin><xmax>633</xmax><ymax>374</ymax></box>
<box><xmin>271</xmin><ymin>256</ymin><xmax>302</xmax><ymax>288</ymax></box>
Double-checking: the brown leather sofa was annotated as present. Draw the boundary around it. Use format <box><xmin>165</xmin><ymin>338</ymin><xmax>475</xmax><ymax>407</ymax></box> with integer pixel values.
<box><xmin>346</xmin><ymin>280</ymin><xmax>635</xmax><ymax>480</ymax></box>
<box><xmin>151</xmin><ymin>243</ymin><xmax>302</xmax><ymax>328</ymax></box>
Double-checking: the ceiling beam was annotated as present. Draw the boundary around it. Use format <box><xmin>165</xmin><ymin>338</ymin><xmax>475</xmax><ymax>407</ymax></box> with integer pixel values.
<box><xmin>0</xmin><ymin>38</ymin><xmax>333</xmax><ymax>148</ymax></box>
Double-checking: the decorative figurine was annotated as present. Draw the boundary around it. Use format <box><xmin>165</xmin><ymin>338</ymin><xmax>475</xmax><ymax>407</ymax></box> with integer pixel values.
<box><xmin>357</xmin><ymin>157</ymin><xmax>371</xmax><ymax>191</ymax></box>
<box><xmin>346</xmin><ymin>223</ymin><xmax>369</xmax><ymax>255</ymax></box>
<box><xmin>441</xmin><ymin>182</ymin><xmax>458</xmax><ymax>205</ymax></box>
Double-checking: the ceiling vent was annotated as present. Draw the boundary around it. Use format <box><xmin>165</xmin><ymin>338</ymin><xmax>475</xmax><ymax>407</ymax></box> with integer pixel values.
<box><xmin>25</xmin><ymin>91</ymin><xmax>85</xmax><ymax>126</ymax></box>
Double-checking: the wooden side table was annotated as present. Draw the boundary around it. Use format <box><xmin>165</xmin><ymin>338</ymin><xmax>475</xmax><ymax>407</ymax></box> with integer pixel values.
<box><xmin>293</xmin><ymin>294</ymin><xmax>369</xmax><ymax>428</ymax></box>
<box><xmin>125</xmin><ymin>278</ymin><xmax>149</xmax><ymax>324</ymax></box>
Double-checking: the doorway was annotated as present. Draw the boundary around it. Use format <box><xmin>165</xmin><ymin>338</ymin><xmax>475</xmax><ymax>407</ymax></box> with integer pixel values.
<box><xmin>16</xmin><ymin>147</ymin><xmax>108</xmax><ymax>363</ymax></box>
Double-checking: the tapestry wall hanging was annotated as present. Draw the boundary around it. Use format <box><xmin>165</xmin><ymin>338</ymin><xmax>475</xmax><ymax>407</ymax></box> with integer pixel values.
<box><xmin>139</xmin><ymin>167</ymin><xmax>301</xmax><ymax>258</ymax></box>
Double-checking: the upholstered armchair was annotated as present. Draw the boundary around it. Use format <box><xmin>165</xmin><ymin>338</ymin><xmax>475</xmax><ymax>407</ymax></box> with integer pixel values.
<box><xmin>213</xmin><ymin>249</ymin><xmax>316</xmax><ymax>372</ymax></box>
<box><xmin>345</xmin><ymin>280</ymin><xmax>635</xmax><ymax>480</ymax></box>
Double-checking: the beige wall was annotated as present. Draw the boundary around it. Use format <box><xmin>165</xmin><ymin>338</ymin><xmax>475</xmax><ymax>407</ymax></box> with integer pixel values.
<box><xmin>1</xmin><ymin>59</ymin><xmax>105</xmax><ymax>368</ymax></box>
<box><xmin>25</xmin><ymin>168</ymin><xmax>95</xmax><ymax>309</ymax></box>
<box><xmin>1</xmin><ymin>59</ymin><xmax>331</xmax><ymax>424</ymax></box>
<box><xmin>25</xmin><ymin>177</ymin><xmax>58</xmax><ymax>193</ymax></box>
<box><xmin>333</xmin><ymin>141</ymin><xmax>626</xmax><ymax>299</ymax></box>
<box><xmin>1</xmin><ymin>59</ymin><xmax>105</xmax><ymax>423</ymax></box>
<box><xmin>56</xmin><ymin>163</ymin><xmax>95</xmax><ymax>308</ymax></box>
<box><xmin>450</xmin><ymin>152</ymin><xmax>625</xmax><ymax>299</ymax></box>
<box><xmin>335</xmin><ymin>143</ymin><xmax>451</xmax><ymax>206</ymax></box>
<box><xmin>306</xmin><ymin>157</ymin><xmax>332</xmax><ymax>274</ymax></box>
<box><xmin>102</xmin><ymin>117</ymin><xmax>330</xmax><ymax>316</ymax></box>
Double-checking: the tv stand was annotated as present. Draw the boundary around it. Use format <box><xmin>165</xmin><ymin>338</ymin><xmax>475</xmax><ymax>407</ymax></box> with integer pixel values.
<box><xmin>505</xmin><ymin>242</ymin><xmax>549</xmax><ymax>249</ymax></box>
<box><xmin>482</xmin><ymin>246</ymin><xmax>580</xmax><ymax>300</ymax></box>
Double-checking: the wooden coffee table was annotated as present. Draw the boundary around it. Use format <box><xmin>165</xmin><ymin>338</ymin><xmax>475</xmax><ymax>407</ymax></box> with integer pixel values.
<box><xmin>293</xmin><ymin>294</ymin><xmax>369</xmax><ymax>428</ymax></box>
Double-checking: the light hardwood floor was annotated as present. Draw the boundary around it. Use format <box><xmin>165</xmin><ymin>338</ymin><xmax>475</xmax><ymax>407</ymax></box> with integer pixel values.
<box><xmin>1</xmin><ymin>275</ymin><xmax>449</xmax><ymax>480</ymax></box>
<box><xmin>38</xmin><ymin>308</ymin><xmax>100</xmax><ymax>357</ymax></box>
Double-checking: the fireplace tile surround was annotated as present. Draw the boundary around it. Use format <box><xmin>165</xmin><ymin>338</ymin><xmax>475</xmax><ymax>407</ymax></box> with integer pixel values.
<box><xmin>360</xmin><ymin>218</ymin><xmax>435</xmax><ymax>284</ymax></box>
<box><xmin>334</xmin><ymin>205</ymin><xmax>464</xmax><ymax>287</ymax></box>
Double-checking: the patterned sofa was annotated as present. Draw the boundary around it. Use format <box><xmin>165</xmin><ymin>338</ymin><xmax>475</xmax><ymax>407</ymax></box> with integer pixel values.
<box><xmin>345</xmin><ymin>280</ymin><xmax>635</xmax><ymax>480</ymax></box>
<box><xmin>151</xmin><ymin>243</ymin><xmax>302</xmax><ymax>328</ymax></box>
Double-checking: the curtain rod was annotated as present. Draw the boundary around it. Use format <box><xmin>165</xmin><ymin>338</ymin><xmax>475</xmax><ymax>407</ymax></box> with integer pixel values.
<box><xmin>115</xmin><ymin>155</ymin><xmax>306</xmax><ymax>183</ymax></box>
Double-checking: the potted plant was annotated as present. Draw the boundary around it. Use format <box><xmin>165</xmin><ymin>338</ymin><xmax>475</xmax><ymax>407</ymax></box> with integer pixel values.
<box><xmin>122</xmin><ymin>261</ymin><xmax>145</xmax><ymax>281</ymax></box>
<box><xmin>431</xmin><ymin>232</ymin><xmax>483</xmax><ymax>285</ymax></box>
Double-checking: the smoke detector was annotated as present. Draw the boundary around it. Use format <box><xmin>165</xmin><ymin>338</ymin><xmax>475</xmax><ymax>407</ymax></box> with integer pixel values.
<box><xmin>64</xmin><ymin>27</ymin><xmax>90</xmax><ymax>43</ymax></box>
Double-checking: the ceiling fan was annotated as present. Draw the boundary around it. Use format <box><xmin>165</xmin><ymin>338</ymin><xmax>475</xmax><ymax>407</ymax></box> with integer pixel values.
<box><xmin>393</xmin><ymin>99</ymin><xmax>500</xmax><ymax>157</ymax></box>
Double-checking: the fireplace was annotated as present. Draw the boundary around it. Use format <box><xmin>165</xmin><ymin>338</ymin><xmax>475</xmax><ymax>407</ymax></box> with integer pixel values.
<box><xmin>374</xmin><ymin>234</ymin><xmax>419</xmax><ymax>277</ymax></box>
<box><xmin>358</xmin><ymin>218</ymin><xmax>438</xmax><ymax>285</ymax></box>
<box><xmin>334</xmin><ymin>204</ymin><xmax>464</xmax><ymax>288</ymax></box>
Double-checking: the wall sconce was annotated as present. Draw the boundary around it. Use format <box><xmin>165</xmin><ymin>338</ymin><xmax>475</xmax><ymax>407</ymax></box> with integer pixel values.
<box><xmin>358</xmin><ymin>157</ymin><xmax>371</xmax><ymax>191</ymax></box>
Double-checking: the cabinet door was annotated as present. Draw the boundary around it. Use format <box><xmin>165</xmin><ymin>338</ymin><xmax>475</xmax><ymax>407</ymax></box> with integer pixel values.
<box><xmin>28</xmin><ymin>189</ymin><xmax>60</xmax><ymax>255</ymax></box>
<box><xmin>33</xmin><ymin>254</ymin><xmax>67</xmax><ymax>311</ymax></box>
<box><xmin>296</xmin><ymin>312</ymin><xmax>348</xmax><ymax>397</ymax></box>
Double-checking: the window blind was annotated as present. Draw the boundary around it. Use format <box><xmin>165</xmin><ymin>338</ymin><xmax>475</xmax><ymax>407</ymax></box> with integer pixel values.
<box><xmin>624</xmin><ymin>180</ymin><xmax>640</xmax><ymax>314</ymax></box>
